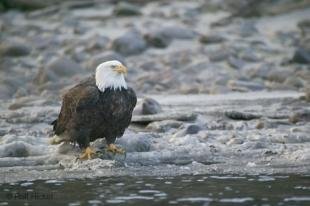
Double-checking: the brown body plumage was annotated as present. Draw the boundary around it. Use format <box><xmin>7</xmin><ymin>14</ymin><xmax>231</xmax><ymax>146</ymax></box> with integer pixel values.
<box><xmin>52</xmin><ymin>76</ymin><xmax>137</xmax><ymax>150</ymax></box>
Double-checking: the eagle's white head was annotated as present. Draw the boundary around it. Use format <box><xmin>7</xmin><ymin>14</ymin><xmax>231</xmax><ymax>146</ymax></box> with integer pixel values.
<box><xmin>95</xmin><ymin>60</ymin><xmax>128</xmax><ymax>92</ymax></box>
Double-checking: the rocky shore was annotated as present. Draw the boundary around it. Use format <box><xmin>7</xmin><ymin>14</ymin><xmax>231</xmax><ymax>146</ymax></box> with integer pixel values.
<box><xmin>0</xmin><ymin>0</ymin><xmax>309</xmax><ymax>182</ymax></box>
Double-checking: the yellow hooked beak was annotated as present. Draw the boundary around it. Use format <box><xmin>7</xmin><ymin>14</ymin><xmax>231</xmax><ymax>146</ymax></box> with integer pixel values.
<box><xmin>113</xmin><ymin>64</ymin><xmax>127</xmax><ymax>74</ymax></box>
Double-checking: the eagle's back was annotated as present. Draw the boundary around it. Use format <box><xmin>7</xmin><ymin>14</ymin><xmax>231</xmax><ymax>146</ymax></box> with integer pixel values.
<box><xmin>53</xmin><ymin>77</ymin><xmax>137</xmax><ymax>147</ymax></box>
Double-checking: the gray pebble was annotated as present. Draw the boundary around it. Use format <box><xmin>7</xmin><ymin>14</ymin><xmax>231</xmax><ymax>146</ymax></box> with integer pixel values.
<box><xmin>157</xmin><ymin>26</ymin><xmax>198</xmax><ymax>39</ymax></box>
<box><xmin>112</xmin><ymin>30</ymin><xmax>147</xmax><ymax>56</ymax></box>
<box><xmin>142</xmin><ymin>97</ymin><xmax>162</xmax><ymax>115</ymax></box>
<box><xmin>225</xmin><ymin>111</ymin><xmax>261</xmax><ymax>120</ymax></box>
<box><xmin>46</xmin><ymin>57</ymin><xmax>84</xmax><ymax>77</ymax></box>
<box><xmin>117</xmin><ymin>133</ymin><xmax>152</xmax><ymax>152</ymax></box>
<box><xmin>0</xmin><ymin>41</ymin><xmax>31</xmax><ymax>57</ymax></box>
<box><xmin>144</xmin><ymin>32</ymin><xmax>171</xmax><ymax>48</ymax></box>
<box><xmin>185</xmin><ymin>124</ymin><xmax>201</xmax><ymax>134</ymax></box>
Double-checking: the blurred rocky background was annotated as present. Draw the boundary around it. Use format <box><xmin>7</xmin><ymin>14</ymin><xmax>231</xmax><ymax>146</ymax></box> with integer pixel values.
<box><xmin>0</xmin><ymin>0</ymin><xmax>309</xmax><ymax>100</ymax></box>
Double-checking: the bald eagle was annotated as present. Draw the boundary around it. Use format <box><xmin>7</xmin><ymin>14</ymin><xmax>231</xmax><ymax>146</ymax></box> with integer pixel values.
<box><xmin>50</xmin><ymin>60</ymin><xmax>137</xmax><ymax>159</ymax></box>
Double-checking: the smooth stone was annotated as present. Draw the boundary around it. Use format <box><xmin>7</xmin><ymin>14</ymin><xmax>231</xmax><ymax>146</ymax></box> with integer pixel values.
<box><xmin>225</xmin><ymin>111</ymin><xmax>261</xmax><ymax>120</ymax></box>
<box><xmin>153</xmin><ymin>26</ymin><xmax>198</xmax><ymax>40</ymax></box>
<box><xmin>87</xmin><ymin>51</ymin><xmax>125</xmax><ymax>69</ymax></box>
<box><xmin>144</xmin><ymin>32</ymin><xmax>171</xmax><ymax>48</ymax></box>
<box><xmin>199</xmin><ymin>34</ymin><xmax>226</xmax><ymax>44</ymax></box>
<box><xmin>112</xmin><ymin>30</ymin><xmax>147</xmax><ymax>56</ymax></box>
<box><xmin>142</xmin><ymin>97</ymin><xmax>162</xmax><ymax>115</ymax></box>
<box><xmin>117</xmin><ymin>133</ymin><xmax>152</xmax><ymax>152</ymax></box>
<box><xmin>173</xmin><ymin>124</ymin><xmax>201</xmax><ymax>137</ymax></box>
<box><xmin>146</xmin><ymin>120</ymin><xmax>183</xmax><ymax>132</ymax></box>
<box><xmin>113</xmin><ymin>2</ymin><xmax>141</xmax><ymax>16</ymax></box>
<box><xmin>185</xmin><ymin>124</ymin><xmax>201</xmax><ymax>134</ymax></box>
<box><xmin>0</xmin><ymin>41</ymin><xmax>31</xmax><ymax>57</ymax></box>
<box><xmin>46</xmin><ymin>57</ymin><xmax>84</xmax><ymax>77</ymax></box>
<box><xmin>291</xmin><ymin>47</ymin><xmax>310</xmax><ymax>64</ymax></box>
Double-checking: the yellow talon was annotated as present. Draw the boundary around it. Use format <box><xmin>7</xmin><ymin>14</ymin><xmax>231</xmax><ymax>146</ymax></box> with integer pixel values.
<box><xmin>79</xmin><ymin>147</ymin><xmax>96</xmax><ymax>160</ymax></box>
<box><xmin>107</xmin><ymin>144</ymin><xmax>125</xmax><ymax>154</ymax></box>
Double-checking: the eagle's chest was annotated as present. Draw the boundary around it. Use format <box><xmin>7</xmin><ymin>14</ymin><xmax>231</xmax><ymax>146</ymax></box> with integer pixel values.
<box><xmin>98</xmin><ymin>89</ymin><xmax>131</xmax><ymax>121</ymax></box>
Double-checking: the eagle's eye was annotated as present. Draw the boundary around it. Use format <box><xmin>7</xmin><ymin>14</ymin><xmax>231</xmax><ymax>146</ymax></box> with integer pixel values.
<box><xmin>111</xmin><ymin>65</ymin><xmax>117</xmax><ymax>69</ymax></box>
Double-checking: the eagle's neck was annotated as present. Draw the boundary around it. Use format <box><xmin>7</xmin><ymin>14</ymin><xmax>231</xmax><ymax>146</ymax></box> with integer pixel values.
<box><xmin>95</xmin><ymin>70</ymin><xmax>127</xmax><ymax>92</ymax></box>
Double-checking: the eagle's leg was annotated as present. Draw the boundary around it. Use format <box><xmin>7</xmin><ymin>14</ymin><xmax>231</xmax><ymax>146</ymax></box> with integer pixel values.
<box><xmin>107</xmin><ymin>144</ymin><xmax>125</xmax><ymax>154</ymax></box>
<box><xmin>79</xmin><ymin>147</ymin><xmax>96</xmax><ymax>160</ymax></box>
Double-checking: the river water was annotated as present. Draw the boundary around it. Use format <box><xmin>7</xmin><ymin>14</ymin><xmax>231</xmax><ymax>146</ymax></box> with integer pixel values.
<box><xmin>0</xmin><ymin>175</ymin><xmax>309</xmax><ymax>206</ymax></box>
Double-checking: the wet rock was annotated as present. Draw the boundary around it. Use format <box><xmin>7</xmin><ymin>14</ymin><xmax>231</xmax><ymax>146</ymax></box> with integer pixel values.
<box><xmin>144</xmin><ymin>32</ymin><xmax>171</xmax><ymax>48</ymax></box>
<box><xmin>291</xmin><ymin>47</ymin><xmax>310</xmax><ymax>64</ymax></box>
<box><xmin>225</xmin><ymin>111</ymin><xmax>261</xmax><ymax>120</ymax></box>
<box><xmin>173</xmin><ymin>124</ymin><xmax>202</xmax><ymax>137</ymax></box>
<box><xmin>0</xmin><ymin>41</ymin><xmax>31</xmax><ymax>57</ymax></box>
<box><xmin>146</xmin><ymin>120</ymin><xmax>183</xmax><ymax>132</ymax></box>
<box><xmin>199</xmin><ymin>34</ymin><xmax>226</xmax><ymax>44</ymax></box>
<box><xmin>159</xmin><ymin>26</ymin><xmax>198</xmax><ymax>39</ymax></box>
<box><xmin>112</xmin><ymin>30</ymin><xmax>147</xmax><ymax>56</ymax></box>
<box><xmin>142</xmin><ymin>97</ymin><xmax>162</xmax><ymax>115</ymax></box>
<box><xmin>46</xmin><ymin>57</ymin><xmax>84</xmax><ymax>77</ymax></box>
<box><xmin>151</xmin><ymin>26</ymin><xmax>198</xmax><ymax>40</ymax></box>
<box><xmin>185</xmin><ymin>124</ymin><xmax>201</xmax><ymax>134</ymax></box>
<box><xmin>87</xmin><ymin>51</ymin><xmax>125</xmax><ymax>69</ymax></box>
<box><xmin>228</xmin><ymin>80</ymin><xmax>265</xmax><ymax>92</ymax></box>
<box><xmin>114</xmin><ymin>2</ymin><xmax>141</xmax><ymax>16</ymax></box>
<box><xmin>117</xmin><ymin>133</ymin><xmax>152</xmax><ymax>152</ymax></box>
